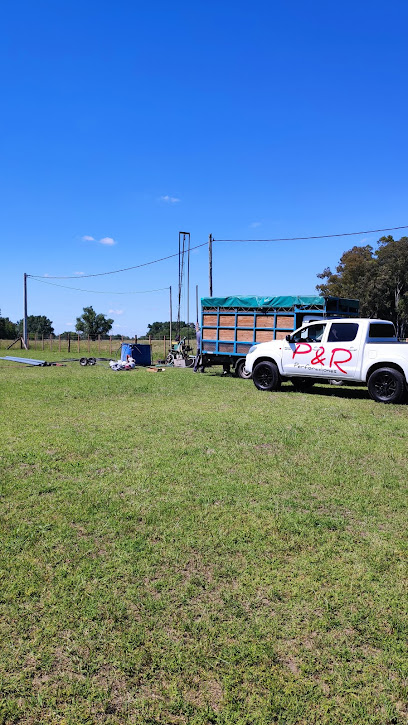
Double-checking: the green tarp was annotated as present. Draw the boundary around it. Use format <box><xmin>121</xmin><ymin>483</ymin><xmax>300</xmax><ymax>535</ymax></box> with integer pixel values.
<box><xmin>201</xmin><ymin>295</ymin><xmax>327</xmax><ymax>309</ymax></box>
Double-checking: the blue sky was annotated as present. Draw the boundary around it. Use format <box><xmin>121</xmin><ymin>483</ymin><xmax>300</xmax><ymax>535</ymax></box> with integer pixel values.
<box><xmin>1</xmin><ymin>0</ymin><xmax>408</xmax><ymax>336</ymax></box>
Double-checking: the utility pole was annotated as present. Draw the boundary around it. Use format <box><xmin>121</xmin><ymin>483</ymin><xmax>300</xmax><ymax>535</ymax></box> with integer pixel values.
<box><xmin>187</xmin><ymin>233</ymin><xmax>190</xmax><ymax>340</ymax></box>
<box><xmin>169</xmin><ymin>286</ymin><xmax>172</xmax><ymax>347</ymax></box>
<box><xmin>23</xmin><ymin>273</ymin><xmax>28</xmax><ymax>348</ymax></box>
<box><xmin>208</xmin><ymin>233</ymin><xmax>213</xmax><ymax>296</ymax></box>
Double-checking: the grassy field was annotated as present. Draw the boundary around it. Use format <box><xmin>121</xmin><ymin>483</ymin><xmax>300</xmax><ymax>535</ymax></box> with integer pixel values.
<box><xmin>0</xmin><ymin>353</ymin><xmax>407</xmax><ymax>724</ymax></box>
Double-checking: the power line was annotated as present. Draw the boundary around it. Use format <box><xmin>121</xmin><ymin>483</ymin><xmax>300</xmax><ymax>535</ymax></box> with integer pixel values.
<box><xmin>213</xmin><ymin>225</ymin><xmax>408</xmax><ymax>242</ymax></box>
<box><xmin>26</xmin><ymin>224</ymin><xmax>408</xmax><ymax>283</ymax></box>
<box><xmin>28</xmin><ymin>241</ymin><xmax>208</xmax><ymax>279</ymax></box>
<box><xmin>29</xmin><ymin>277</ymin><xmax>169</xmax><ymax>295</ymax></box>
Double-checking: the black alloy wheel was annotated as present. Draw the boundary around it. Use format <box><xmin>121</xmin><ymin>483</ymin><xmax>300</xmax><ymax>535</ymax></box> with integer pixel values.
<box><xmin>252</xmin><ymin>361</ymin><xmax>281</xmax><ymax>391</ymax></box>
<box><xmin>368</xmin><ymin>367</ymin><xmax>406</xmax><ymax>404</ymax></box>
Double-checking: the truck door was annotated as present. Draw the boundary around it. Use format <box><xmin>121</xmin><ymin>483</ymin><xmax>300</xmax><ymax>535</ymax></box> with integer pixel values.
<box><xmin>282</xmin><ymin>322</ymin><xmax>327</xmax><ymax>377</ymax></box>
<box><xmin>320</xmin><ymin>321</ymin><xmax>361</xmax><ymax>379</ymax></box>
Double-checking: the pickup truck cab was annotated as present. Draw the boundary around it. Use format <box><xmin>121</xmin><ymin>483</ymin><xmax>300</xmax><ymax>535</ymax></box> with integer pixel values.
<box><xmin>245</xmin><ymin>318</ymin><xmax>408</xmax><ymax>403</ymax></box>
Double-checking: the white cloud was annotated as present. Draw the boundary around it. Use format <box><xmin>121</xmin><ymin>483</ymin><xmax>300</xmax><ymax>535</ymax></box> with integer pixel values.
<box><xmin>249</xmin><ymin>221</ymin><xmax>262</xmax><ymax>228</ymax></box>
<box><xmin>81</xmin><ymin>235</ymin><xmax>117</xmax><ymax>245</ymax></box>
<box><xmin>43</xmin><ymin>273</ymin><xmax>50</xmax><ymax>277</ymax></box>
<box><xmin>99</xmin><ymin>237</ymin><xmax>116</xmax><ymax>245</ymax></box>
<box><xmin>108</xmin><ymin>309</ymin><xmax>124</xmax><ymax>315</ymax></box>
<box><xmin>74</xmin><ymin>271</ymin><xmax>84</xmax><ymax>276</ymax></box>
<box><xmin>113</xmin><ymin>324</ymin><xmax>124</xmax><ymax>328</ymax></box>
<box><xmin>160</xmin><ymin>195</ymin><xmax>180</xmax><ymax>203</ymax></box>
<box><xmin>65</xmin><ymin>322</ymin><xmax>74</xmax><ymax>326</ymax></box>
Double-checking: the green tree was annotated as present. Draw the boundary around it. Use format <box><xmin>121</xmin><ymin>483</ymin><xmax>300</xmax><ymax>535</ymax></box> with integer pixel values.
<box><xmin>0</xmin><ymin>316</ymin><xmax>18</xmax><ymax>339</ymax></box>
<box><xmin>316</xmin><ymin>236</ymin><xmax>408</xmax><ymax>336</ymax></box>
<box><xmin>75</xmin><ymin>306</ymin><xmax>114</xmax><ymax>340</ymax></box>
<box><xmin>141</xmin><ymin>321</ymin><xmax>195</xmax><ymax>339</ymax></box>
<box><xmin>17</xmin><ymin>315</ymin><xmax>54</xmax><ymax>336</ymax></box>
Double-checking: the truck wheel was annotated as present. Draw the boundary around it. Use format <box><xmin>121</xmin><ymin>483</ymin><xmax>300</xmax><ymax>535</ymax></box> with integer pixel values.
<box><xmin>253</xmin><ymin>361</ymin><xmax>281</xmax><ymax>391</ymax></box>
<box><xmin>291</xmin><ymin>377</ymin><xmax>315</xmax><ymax>393</ymax></box>
<box><xmin>368</xmin><ymin>367</ymin><xmax>406</xmax><ymax>404</ymax></box>
<box><xmin>235</xmin><ymin>359</ymin><xmax>252</xmax><ymax>379</ymax></box>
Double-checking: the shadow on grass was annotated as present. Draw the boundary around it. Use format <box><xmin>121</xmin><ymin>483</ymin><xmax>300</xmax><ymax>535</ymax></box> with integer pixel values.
<box><xmin>202</xmin><ymin>371</ymin><xmax>408</xmax><ymax>404</ymax></box>
<box><xmin>282</xmin><ymin>383</ymin><xmax>371</xmax><ymax>401</ymax></box>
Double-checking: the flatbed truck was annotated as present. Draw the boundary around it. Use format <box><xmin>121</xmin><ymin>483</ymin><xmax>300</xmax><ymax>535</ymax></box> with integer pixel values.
<box><xmin>200</xmin><ymin>295</ymin><xmax>359</xmax><ymax>377</ymax></box>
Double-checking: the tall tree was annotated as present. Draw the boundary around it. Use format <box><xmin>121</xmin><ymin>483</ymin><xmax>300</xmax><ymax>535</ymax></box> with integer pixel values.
<box><xmin>75</xmin><ymin>306</ymin><xmax>114</xmax><ymax>340</ymax></box>
<box><xmin>17</xmin><ymin>315</ymin><xmax>54</xmax><ymax>336</ymax></box>
<box><xmin>0</xmin><ymin>316</ymin><xmax>18</xmax><ymax>339</ymax></box>
<box><xmin>316</xmin><ymin>236</ymin><xmax>408</xmax><ymax>336</ymax></box>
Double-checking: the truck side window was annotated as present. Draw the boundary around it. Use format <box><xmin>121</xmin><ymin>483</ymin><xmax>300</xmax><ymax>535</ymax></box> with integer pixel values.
<box><xmin>369</xmin><ymin>323</ymin><xmax>396</xmax><ymax>338</ymax></box>
<box><xmin>328</xmin><ymin>323</ymin><xmax>359</xmax><ymax>342</ymax></box>
<box><xmin>292</xmin><ymin>323</ymin><xmax>326</xmax><ymax>343</ymax></box>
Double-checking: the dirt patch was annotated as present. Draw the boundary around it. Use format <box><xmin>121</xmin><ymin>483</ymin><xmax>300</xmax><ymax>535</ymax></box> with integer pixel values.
<box><xmin>183</xmin><ymin>675</ymin><xmax>223</xmax><ymax>711</ymax></box>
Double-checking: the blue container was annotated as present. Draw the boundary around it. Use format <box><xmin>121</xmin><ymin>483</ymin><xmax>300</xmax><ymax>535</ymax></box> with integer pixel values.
<box><xmin>121</xmin><ymin>343</ymin><xmax>151</xmax><ymax>366</ymax></box>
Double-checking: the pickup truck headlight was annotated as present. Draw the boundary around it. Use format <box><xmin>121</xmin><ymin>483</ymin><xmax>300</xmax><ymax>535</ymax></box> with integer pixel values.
<box><xmin>248</xmin><ymin>344</ymin><xmax>258</xmax><ymax>354</ymax></box>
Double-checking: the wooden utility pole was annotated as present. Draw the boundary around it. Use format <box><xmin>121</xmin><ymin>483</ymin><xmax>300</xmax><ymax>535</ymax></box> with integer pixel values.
<box><xmin>23</xmin><ymin>273</ymin><xmax>28</xmax><ymax>348</ymax></box>
<box><xmin>208</xmin><ymin>234</ymin><xmax>213</xmax><ymax>296</ymax></box>
<box><xmin>169</xmin><ymin>286</ymin><xmax>172</xmax><ymax>346</ymax></box>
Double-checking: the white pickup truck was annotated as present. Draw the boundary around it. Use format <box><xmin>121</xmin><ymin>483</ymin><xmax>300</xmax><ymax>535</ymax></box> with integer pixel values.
<box><xmin>245</xmin><ymin>318</ymin><xmax>408</xmax><ymax>403</ymax></box>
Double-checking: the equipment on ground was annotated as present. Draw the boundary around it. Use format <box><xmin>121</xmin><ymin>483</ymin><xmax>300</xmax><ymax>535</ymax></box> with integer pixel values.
<box><xmin>1</xmin><ymin>356</ymin><xmax>58</xmax><ymax>366</ymax></box>
<box><xmin>165</xmin><ymin>337</ymin><xmax>194</xmax><ymax>367</ymax></box>
<box><xmin>121</xmin><ymin>343</ymin><xmax>151</xmax><ymax>366</ymax></box>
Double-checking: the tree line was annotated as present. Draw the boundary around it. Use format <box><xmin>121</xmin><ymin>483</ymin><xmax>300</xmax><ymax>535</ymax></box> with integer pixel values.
<box><xmin>0</xmin><ymin>306</ymin><xmax>115</xmax><ymax>340</ymax></box>
<box><xmin>0</xmin><ymin>307</ymin><xmax>196</xmax><ymax>341</ymax></box>
<box><xmin>140</xmin><ymin>321</ymin><xmax>195</xmax><ymax>340</ymax></box>
<box><xmin>317</xmin><ymin>235</ymin><xmax>408</xmax><ymax>337</ymax></box>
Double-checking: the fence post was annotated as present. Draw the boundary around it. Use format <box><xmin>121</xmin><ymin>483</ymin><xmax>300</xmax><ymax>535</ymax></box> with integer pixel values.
<box><xmin>109</xmin><ymin>336</ymin><xmax>112</xmax><ymax>356</ymax></box>
<box><xmin>98</xmin><ymin>334</ymin><xmax>101</xmax><ymax>354</ymax></box>
<box><xmin>68</xmin><ymin>333</ymin><xmax>71</xmax><ymax>353</ymax></box>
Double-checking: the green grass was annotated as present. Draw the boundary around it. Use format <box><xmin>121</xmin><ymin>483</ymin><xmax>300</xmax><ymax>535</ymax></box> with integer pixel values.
<box><xmin>0</xmin><ymin>355</ymin><xmax>407</xmax><ymax>724</ymax></box>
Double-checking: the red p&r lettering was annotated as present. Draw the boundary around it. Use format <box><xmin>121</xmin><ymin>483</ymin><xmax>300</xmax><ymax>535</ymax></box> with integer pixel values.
<box><xmin>292</xmin><ymin>342</ymin><xmax>312</xmax><ymax>359</ymax></box>
<box><xmin>329</xmin><ymin>348</ymin><xmax>352</xmax><ymax>374</ymax></box>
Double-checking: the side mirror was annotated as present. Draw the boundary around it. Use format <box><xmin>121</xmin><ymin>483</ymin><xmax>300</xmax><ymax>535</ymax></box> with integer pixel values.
<box><xmin>285</xmin><ymin>334</ymin><xmax>292</xmax><ymax>342</ymax></box>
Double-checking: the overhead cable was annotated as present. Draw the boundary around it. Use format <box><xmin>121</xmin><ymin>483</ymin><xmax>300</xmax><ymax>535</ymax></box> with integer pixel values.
<box><xmin>29</xmin><ymin>242</ymin><xmax>208</xmax><ymax>280</ymax></box>
<box><xmin>29</xmin><ymin>277</ymin><xmax>169</xmax><ymax>295</ymax></box>
<box><xmin>27</xmin><ymin>225</ymin><xmax>408</xmax><ymax>281</ymax></box>
<box><xmin>214</xmin><ymin>225</ymin><xmax>408</xmax><ymax>242</ymax></box>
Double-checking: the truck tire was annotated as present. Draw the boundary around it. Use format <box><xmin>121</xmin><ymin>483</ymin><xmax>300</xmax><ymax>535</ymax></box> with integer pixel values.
<box><xmin>367</xmin><ymin>367</ymin><xmax>406</xmax><ymax>404</ymax></box>
<box><xmin>235</xmin><ymin>358</ymin><xmax>252</xmax><ymax>379</ymax></box>
<box><xmin>252</xmin><ymin>361</ymin><xmax>281</xmax><ymax>392</ymax></box>
<box><xmin>291</xmin><ymin>377</ymin><xmax>315</xmax><ymax>393</ymax></box>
